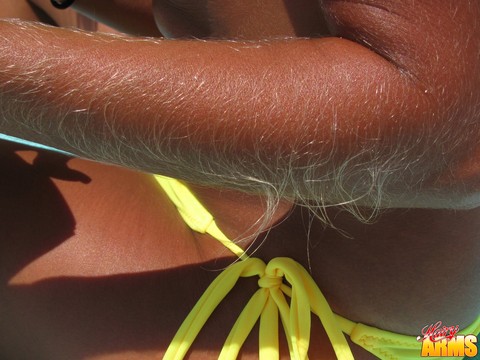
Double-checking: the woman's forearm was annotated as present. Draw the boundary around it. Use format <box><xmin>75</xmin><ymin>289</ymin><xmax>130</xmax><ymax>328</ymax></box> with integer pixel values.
<box><xmin>0</xmin><ymin>1</ymin><xmax>479</xmax><ymax>209</ymax></box>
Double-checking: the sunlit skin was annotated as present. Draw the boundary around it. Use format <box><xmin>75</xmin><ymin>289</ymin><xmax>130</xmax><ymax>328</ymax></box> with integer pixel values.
<box><xmin>1</xmin><ymin>1</ymin><xmax>480</xmax><ymax>359</ymax></box>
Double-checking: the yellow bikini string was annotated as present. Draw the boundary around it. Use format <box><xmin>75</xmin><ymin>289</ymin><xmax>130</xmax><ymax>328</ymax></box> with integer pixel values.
<box><xmin>162</xmin><ymin>257</ymin><xmax>354</xmax><ymax>360</ymax></box>
<box><xmin>156</xmin><ymin>176</ymin><xmax>480</xmax><ymax>360</ymax></box>
<box><xmin>156</xmin><ymin>176</ymin><xmax>354</xmax><ymax>360</ymax></box>
<box><xmin>155</xmin><ymin>175</ymin><xmax>246</xmax><ymax>259</ymax></box>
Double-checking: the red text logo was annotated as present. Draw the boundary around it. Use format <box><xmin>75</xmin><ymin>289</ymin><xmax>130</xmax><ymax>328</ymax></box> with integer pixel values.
<box><xmin>418</xmin><ymin>322</ymin><xmax>478</xmax><ymax>358</ymax></box>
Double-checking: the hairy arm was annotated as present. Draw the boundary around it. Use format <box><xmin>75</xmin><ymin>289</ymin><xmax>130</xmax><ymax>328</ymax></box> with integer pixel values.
<box><xmin>0</xmin><ymin>1</ymin><xmax>479</xmax><ymax>211</ymax></box>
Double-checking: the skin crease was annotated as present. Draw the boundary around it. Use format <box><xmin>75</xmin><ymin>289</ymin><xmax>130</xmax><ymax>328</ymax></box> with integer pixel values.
<box><xmin>0</xmin><ymin>1</ymin><xmax>479</xmax><ymax>360</ymax></box>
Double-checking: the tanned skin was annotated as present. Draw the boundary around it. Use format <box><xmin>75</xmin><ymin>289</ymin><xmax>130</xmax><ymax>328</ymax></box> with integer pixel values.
<box><xmin>1</xmin><ymin>1</ymin><xmax>479</xmax><ymax>359</ymax></box>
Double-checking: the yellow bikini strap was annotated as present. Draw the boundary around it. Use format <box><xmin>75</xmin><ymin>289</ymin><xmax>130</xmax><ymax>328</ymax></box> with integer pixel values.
<box><xmin>154</xmin><ymin>175</ymin><xmax>246</xmax><ymax>259</ymax></box>
<box><xmin>337</xmin><ymin>307</ymin><xmax>480</xmax><ymax>360</ymax></box>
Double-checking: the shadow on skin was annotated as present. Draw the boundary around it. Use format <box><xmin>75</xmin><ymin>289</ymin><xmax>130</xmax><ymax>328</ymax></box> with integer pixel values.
<box><xmin>32</xmin><ymin>151</ymin><xmax>92</xmax><ymax>184</ymax></box>
<box><xmin>0</xmin><ymin>142</ymin><xmax>259</xmax><ymax>359</ymax></box>
<box><xmin>1</xmin><ymin>259</ymin><xmax>267</xmax><ymax>360</ymax></box>
<box><xmin>0</xmin><ymin>140</ymin><xmax>271</xmax><ymax>360</ymax></box>
<box><xmin>0</xmin><ymin>140</ymin><xmax>100</xmax><ymax>359</ymax></box>
<box><xmin>0</xmin><ymin>155</ymin><xmax>333</xmax><ymax>359</ymax></box>
<box><xmin>0</xmin><ymin>140</ymin><xmax>87</xmax><ymax>283</ymax></box>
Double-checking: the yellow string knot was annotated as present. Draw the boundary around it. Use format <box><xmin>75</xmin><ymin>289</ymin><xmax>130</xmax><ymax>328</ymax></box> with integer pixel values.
<box><xmin>163</xmin><ymin>257</ymin><xmax>354</xmax><ymax>360</ymax></box>
<box><xmin>258</xmin><ymin>273</ymin><xmax>283</xmax><ymax>289</ymax></box>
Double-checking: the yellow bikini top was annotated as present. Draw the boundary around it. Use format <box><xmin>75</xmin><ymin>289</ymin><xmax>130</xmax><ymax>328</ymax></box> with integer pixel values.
<box><xmin>155</xmin><ymin>175</ymin><xmax>480</xmax><ymax>360</ymax></box>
